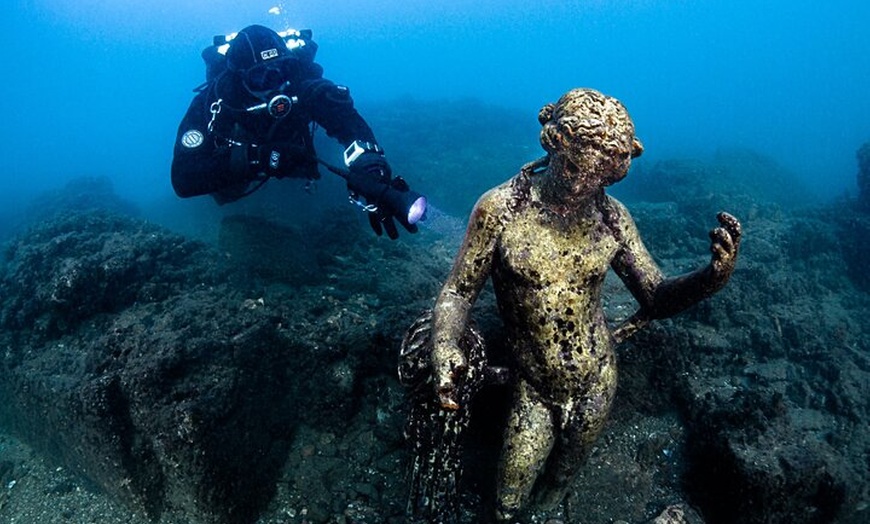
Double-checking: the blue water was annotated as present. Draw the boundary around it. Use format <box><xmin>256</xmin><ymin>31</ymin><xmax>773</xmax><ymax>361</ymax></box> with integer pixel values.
<box><xmin>2</xmin><ymin>1</ymin><xmax>868</xmax><ymax>220</ymax></box>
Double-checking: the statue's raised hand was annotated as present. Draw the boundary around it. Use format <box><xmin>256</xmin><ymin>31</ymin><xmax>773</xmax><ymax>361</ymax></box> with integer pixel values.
<box><xmin>709</xmin><ymin>212</ymin><xmax>742</xmax><ymax>287</ymax></box>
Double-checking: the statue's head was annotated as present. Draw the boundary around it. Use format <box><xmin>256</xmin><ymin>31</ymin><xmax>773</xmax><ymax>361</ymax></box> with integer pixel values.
<box><xmin>539</xmin><ymin>88</ymin><xmax>644</xmax><ymax>189</ymax></box>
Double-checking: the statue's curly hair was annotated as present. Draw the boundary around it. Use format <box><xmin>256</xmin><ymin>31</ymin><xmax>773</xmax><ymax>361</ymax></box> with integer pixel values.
<box><xmin>538</xmin><ymin>88</ymin><xmax>643</xmax><ymax>178</ymax></box>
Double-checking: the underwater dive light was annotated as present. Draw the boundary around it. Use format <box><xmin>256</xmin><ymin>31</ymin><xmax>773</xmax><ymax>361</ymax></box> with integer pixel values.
<box><xmin>343</xmin><ymin>168</ymin><xmax>428</xmax><ymax>226</ymax></box>
<box><xmin>406</xmin><ymin>194</ymin><xmax>428</xmax><ymax>225</ymax></box>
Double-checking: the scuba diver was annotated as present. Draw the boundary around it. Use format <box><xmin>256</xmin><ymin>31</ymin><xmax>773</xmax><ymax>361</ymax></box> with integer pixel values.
<box><xmin>171</xmin><ymin>24</ymin><xmax>426</xmax><ymax>239</ymax></box>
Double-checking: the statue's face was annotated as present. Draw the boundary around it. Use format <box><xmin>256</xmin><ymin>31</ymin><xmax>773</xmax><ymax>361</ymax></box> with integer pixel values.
<box><xmin>539</xmin><ymin>89</ymin><xmax>643</xmax><ymax>192</ymax></box>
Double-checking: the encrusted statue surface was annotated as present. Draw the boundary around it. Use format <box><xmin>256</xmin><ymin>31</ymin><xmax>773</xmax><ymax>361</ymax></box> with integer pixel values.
<box><xmin>401</xmin><ymin>88</ymin><xmax>741</xmax><ymax>522</ymax></box>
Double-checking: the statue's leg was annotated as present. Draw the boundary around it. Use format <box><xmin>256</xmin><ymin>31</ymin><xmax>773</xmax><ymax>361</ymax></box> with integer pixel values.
<box><xmin>534</xmin><ymin>382</ymin><xmax>616</xmax><ymax>511</ymax></box>
<box><xmin>494</xmin><ymin>379</ymin><xmax>555</xmax><ymax>521</ymax></box>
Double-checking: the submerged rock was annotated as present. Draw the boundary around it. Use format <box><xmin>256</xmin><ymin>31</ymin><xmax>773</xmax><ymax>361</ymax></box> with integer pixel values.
<box><xmin>0</xmin><ymin>208</ymin><xmax>405</xmax><ymax>523</ymax></box>
<box><xmin>0</xmin><ymin>211</ymin><xmax>217</xmax><ymax>339</ymax></box>
<box><xmin>621</xmin><ymin>202</ymin><xmax>870</xmax><ymax>524</ymax></box>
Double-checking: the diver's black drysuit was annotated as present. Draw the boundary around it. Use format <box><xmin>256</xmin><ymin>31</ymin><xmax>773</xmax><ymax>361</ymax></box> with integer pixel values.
<box><xmin>171</xmin><ymin>50</ymin><xmax>378</xmax><ymax>204</ymax></box>
<box><xmin>170</xmin><ymin>25</ymin><xmax>424</xmax><ymax>239</ymax></box>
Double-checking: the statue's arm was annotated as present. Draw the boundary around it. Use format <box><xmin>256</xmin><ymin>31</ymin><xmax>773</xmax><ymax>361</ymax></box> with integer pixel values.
<box><xmin>431</xmin><ymin>191</ymin><xmax>502</xmax><ymax>409</ymax></box>
<box><xmin>610</xmin><ymin>200</ymin><xmax>742</xmax><ymax>339</ymax></box>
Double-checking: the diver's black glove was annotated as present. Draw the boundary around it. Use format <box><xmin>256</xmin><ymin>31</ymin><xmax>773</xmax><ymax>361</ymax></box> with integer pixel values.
<box><xmin>347</xmin><ymin>152</ymin><xmax>423</xmax><ymax>239</ymax></box>
<box><xmin>348</xmin><ymin>151</ymin><xmax>392</xmax><ymax>182</ymax></box>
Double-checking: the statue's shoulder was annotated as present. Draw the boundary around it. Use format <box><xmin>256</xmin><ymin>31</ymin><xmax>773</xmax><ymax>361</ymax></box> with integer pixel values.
<box><xmin>470</xmin><ymin>157</ymin><xmax>547</xmax><ymax>227</ymax></box>
<box><xmin>472</xmin><ymin>179</ymin><xmax>512</xmax><ymax>212</ymax></box>
<box><xmin>603</xmin><ymin>194</ymin><xmax>631</xmax><ymax>217</ymax></box>
<box><xmin>599</xmin><ymin>193</ymin><xmax>643</xmax><ymax>244</ymax></box>
<box><xmin>464</xmin><ymin>180</ymin><xmax>518</xmax><ymax>237</ymax></box>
